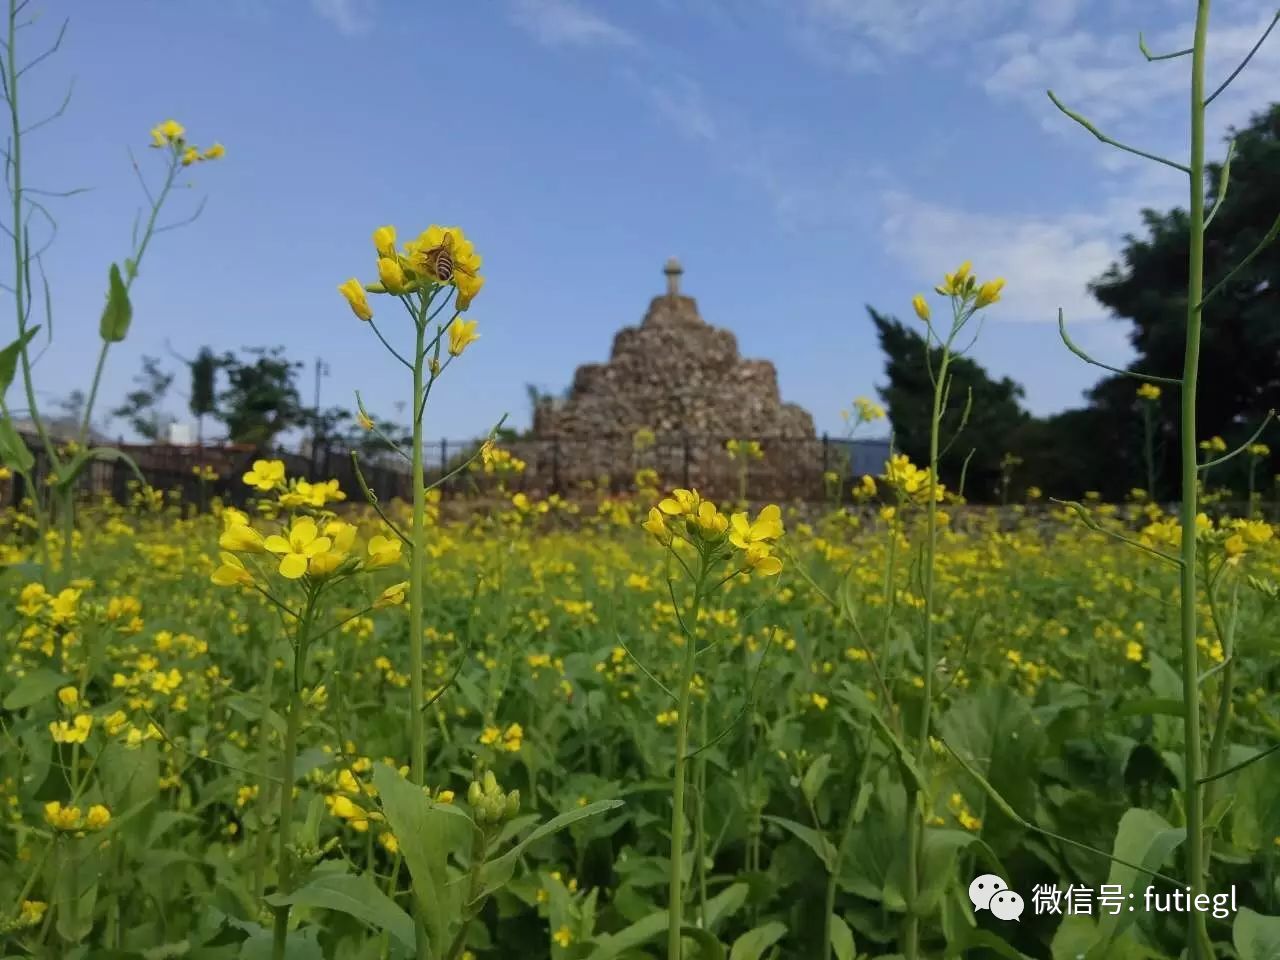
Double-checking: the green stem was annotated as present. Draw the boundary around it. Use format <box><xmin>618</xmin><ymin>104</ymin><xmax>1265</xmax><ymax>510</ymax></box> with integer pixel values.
<box><xmin>408</xmin><ymin>314</ymin><xmax>429</xmax><ymax>960</ymax></box>
<box><xmin>695</xmin><ymin>702</ymin><xmax>709</xmax><ymax>926</ymax></box>
<box><xmin>252</xmin><ymin>643</ymin><xmax>278</xmax><ymax>903</ymax></box>
<box><xmin>667</xmin><ymin>574</ymin><xmax>705</xmax><ymax>960</ymax></box>
<box><xmin>1179</xmin><ymin>5</ymin><xmax>1213</xmax><ymax>957</ymax></box>
<box><xmin>5</xmin><ymin>0</ymin><xmax>59</xmax><ymax>476</ymax></box>
<box><xmin>271</xmin><ymin>592</ymin><xmax>316</xmax><ymax>960</ymax></box>
<box><xmin>904</xmin><ymin>341</ymin><xmax>951</xmax><ymax>959</ymax></box>
<box><xmin>78</xmin><ymin>156</ymin><xmax>178</xmax><ymax>445</ymax></box>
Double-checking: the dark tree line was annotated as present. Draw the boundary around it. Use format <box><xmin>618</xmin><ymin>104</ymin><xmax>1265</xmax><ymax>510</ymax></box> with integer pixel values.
<box><xmin>873</xmin><ymin>104</ymin><xmax>1278</xmax><ymax>503</ymax></box>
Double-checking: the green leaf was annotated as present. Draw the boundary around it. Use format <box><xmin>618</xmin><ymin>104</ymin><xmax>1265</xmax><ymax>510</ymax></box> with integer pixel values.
<box><xmin>1115</xmin><ymin>698</ymin><xmax>1185</xmax><ymax>718</ymax></box>
<box><xmin>586</xmin><ymin>910</ymin><xmax>667</xmax><ymax>960</ymax></box>
<box><xmin>682</xmin><ymin>926</ymin><xmax>725</xmax><ymax>960</ymax></box>
<box><xmin>801</xmin><ymin>754</ymin><xmax>831</xmax><ymax>806</ymax></box>
<box><xmin>0</xmin><ymin>326</ymin><xmax>39</xmax><ymax>398</ymax></box>
<box><xmin>1051</xmin><ymin>915</ymin><xmax>1099</xmax><ymax>960</ymax></box>
<box><xmin>56</xmin><ymin>447</ymin><xmax>147</xmax><ymax>494</ymax></box>
<box><xmin>584</xmin><ymin>884</ymin><xmax>747</xmax><ymax>960</ymax></box>
<box><xmin>371</xmin><ymin>763</ymin><xmax>473</xmax><ymax>955</ymax></box>
<box><xmin>729</xmin><ymin>921</ymin><xmax>786</xmax><ymax>960</ymax></box>
<box><xmin>266</xmin><ymin>871</ymin><xmax>414</xmax><ymax>953</ymax></box>
<box><xmin>1089</xmin><ymin>808</ymin><xmax>1184</xmax><ymax>956</ymax></box>
<box><xmin>939</xmin><ymin>686</ymin><xmax>1043</xmax><ymax>849</ymax></box>
<box><xmin>3</xmin><ymin>667</ymin><xmax>70</xmax><ymax>710</ymax></box>
<box><xmin>704</xmin><ymin>883</ymin><xmax>748</xmax><ymax>930</ymax></box>
<box><xmin>99</xmin><ymin>263</ymin><xmax>133</xmax><ymax>343</ymax></box>
<box><xmin>829</xmin><ymin>915</ymin><xmax>855</xmax><ymax>960</ymax></box>
<box><xmin>477</xmin><ymin>798</ymin><xmax>623</xmax><ymax>899</ymax></box>
<box><xmin>0</xmin><ymin>416</ymin><xmax>34</xmax><ymax>473</ymax></box>
<box><xmin>763</xmin><ymin>815</ymin><xmax>836</xmax><ymax>871</ymax></box>
<box><xmin>840</xmin><ymin>683</ymin><xmax>926</xmax><ymax>793</ymax></box>
<box><xmin>1235</xmin><ymin>907</ymin><xmax>1280</xmax><ymax>960</ymax></box>
<box><xmin>943</xmin><ymin>929</ymin><xmax>1031</xmax><ymax>960</ymax></box>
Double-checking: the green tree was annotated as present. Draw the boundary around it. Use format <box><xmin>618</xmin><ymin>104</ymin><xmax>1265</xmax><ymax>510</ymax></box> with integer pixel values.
<box><xmin>110</xmin><ymin>355</ymin><xmax>175</xmax><ymax>441</ymax></box>
<box><xmin>870</xmin><ymin>307</ymin><xmax>1030</xmax><ymax>501</ymax></box>
<box><xmin>1086</xmin><ymin>102</ymin><xmax>1279</xmax><ymax>496</ymax></box>
<box><xmin>216</xmin><ymin>346</ymin><xmax>304</xmax><ymax>449</ymax></box>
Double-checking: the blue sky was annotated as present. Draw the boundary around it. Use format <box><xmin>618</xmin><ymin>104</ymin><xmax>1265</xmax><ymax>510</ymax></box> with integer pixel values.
<box><xmin>13</xmin><ymin>0</ymin><xmax>1280</xmax><ymax>443</ymax></box>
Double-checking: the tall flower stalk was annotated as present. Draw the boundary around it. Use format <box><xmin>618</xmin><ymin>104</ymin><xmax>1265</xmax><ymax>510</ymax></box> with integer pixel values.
<box><xmin>637</xmin><ymin>490</ymin><xmax>783</xmax><ymax>959</ymax></box>
<box><xmin>0</xmin><ymin>1</ymin><xmax>222</xmax><ymax>594</ymax></box>
<box><xmin>1049</xmin><ymin>6</ymin><xmax>1279</xmax><ymax>954</ymax></box>
<box><xmin>899</xmin><ymin>269</ymin><xmax>1002</xmax><ymax>958</ymax></box>
<box><xmin>339</xmin><ymin>223</ymin><xmax>493</xmax><ymax>959</ymax></box>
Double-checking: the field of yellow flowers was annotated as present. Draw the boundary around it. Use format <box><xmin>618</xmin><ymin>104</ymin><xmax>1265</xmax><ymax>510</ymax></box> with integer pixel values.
<box><xmin>1</xmin><ymin>471</ymin><xmax>1277</xmax><ymax>959</ymax></box>
<box><xmin>3</xmin><ymin>2</ymin><xmax>1279</xmax><ymax>955</ymax></box>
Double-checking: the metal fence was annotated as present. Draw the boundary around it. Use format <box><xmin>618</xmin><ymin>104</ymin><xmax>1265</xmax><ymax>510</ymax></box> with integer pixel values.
<box><xmin>2</xmin><ymin>432</ymin><xmax>893</xmax><ymax>508</ymax></box>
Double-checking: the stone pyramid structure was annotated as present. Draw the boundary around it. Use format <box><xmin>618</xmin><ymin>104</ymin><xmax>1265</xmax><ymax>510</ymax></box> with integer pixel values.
<box><xmin>534</xmin><ymin>259</ymin><xmax>816</xmax><ymax>439</ymax></box>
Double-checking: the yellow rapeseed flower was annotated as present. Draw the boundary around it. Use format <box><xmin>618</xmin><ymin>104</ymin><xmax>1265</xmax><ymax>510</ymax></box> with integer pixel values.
<box><xmin>374</xmin><ymin>581</ymin><xmax>409</xmax><ymax>609</ymax></box>
<box><xmin>84</xmin><ymin>804</ymin><xmax>112</xmax><ymax>830</ymax></box>
<box><xmin>44</xmin><ymin>801</ymin><xmax>82</xmax><ymax>831</ymax></box>
<box><xmin>448</xmin><ymin>318</ymin><xmax>480</xmax><ymax>357</ymax></box>
<box><xmin>367</xmin><ymin>534</ymin><xmax>402</xmax><ymax>568</ymax></box>
<box><xmin>57</xmin><ymin>686</ymin><xmax>79</xmax><ymax>708</ymax></box>
<box><xmin>264</xmin><ymin>517</ymin><xmax>332</xmax><ymax>580</ymax></box>
<box><xmin>242</xmin><ymin>459</ymin><xmax>286</xmax><ymax>492</ymax></box>
<box><xmin>149</xmin><ymin>119</ymin><xmax>185</xmax><ymax>147</ymax></box>
<box><xmin>912</xmin><ymin>294</ymin><xmax>930</xmax><ymax>322</ymax></box>
<box><xmin>974</xmin><ymin>277</ymin><xmax>1005</xmax><ymax>307</ymax></box>
<box><xmin>211</xmin><ymin>552</ymin><xmax>254</xmax><ymax>588</ymax></box>
<box><xmin>1136</xmin><ymin>383</ymin><xmax>1161</xmax><ymax>401</ymax></box>
<box><xmin>377</xmin><ymin>257</ymin><xmax>408</xmax><ymax>294</ymax></box>
<box><xmin>373</xmin><ymin>225</ymin><xmax>397</xmax><ymax>258</ymax></box>
<box><xmin>339</xmin><ymin>278</ymin><xmax>373</xmax><ymax>321</ymax></box>
<box><xmin>50</xmin><ymin>714</ymin><xmax>93</xmax><ymax>744</ymax></box>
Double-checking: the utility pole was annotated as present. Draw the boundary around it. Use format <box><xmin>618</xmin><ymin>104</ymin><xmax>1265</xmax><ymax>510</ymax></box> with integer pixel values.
<box><xmin>311</xmin><ymin>356</ymin><xmax>329</xmax><ymax>472</ymax></box>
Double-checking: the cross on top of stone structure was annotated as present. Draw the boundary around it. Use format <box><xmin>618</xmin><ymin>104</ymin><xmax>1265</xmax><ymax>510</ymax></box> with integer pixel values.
<box><xmin>664</xmin><ymin>257</ymin><xmax>683</xmax><ymax>296</ymax></box>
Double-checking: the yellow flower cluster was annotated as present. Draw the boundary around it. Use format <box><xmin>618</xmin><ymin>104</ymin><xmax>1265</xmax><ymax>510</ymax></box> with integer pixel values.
<box><xmin>148</xmin><ymin>119</ymin><xmax>225</xmax><ymax>166</ymax></box>
<box><xmin>882</xmin><ymin>453</ymin><xmax>944</xmax><ymax>504</ymax></box>
<box><xmin>642</xmin><ymin>489</ymin><xmax>785</xmax><ymax>576</ymax></box>
<box><xmin>339</xmin><ymin>223</ymin><xmax>485</xmax><ymax>323</ymax></box>
<box><xmin>212</xmin><ymin>469</ymin><xmax>404</xmax><ymax>586</ymax></box>
<box><xmin>842</xmin><ymin>396</ymin><xmax>886</xmax><ymax>424</ymax></box>
<box><xmin>44</xmin><ymin>800</ymin><xmax>111</xmax><ymax>833</ymax></box>
<box><xmin>1136</xmin><ymin>383</ymin><xmax>1162</xmax><ymax>401</ymax></box>
<box><xmin>479</xmin><ymin>722</ymin><xmax>524</xmax><ymax>753</ymax></box>
<box><xmin>725</xmin><ymin>439</ymin><xmax>763</xmax><ymax>461</ymax></box>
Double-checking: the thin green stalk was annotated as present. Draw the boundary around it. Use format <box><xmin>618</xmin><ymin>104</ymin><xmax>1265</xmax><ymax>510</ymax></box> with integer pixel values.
<box><xmin>695</xmin><ymin>702</ymin><xmax>709</xmax><ymax>926</ymax></box>
<box><xmin>408</xmin><ymin>314</ymin><xmax>429</xmax><ymax>960</ymax></box>
<box><xmin>271</xmin><ymin>593</ymin><xmax>316</xmax><ymax>960</ymax></box>
<box><xmin>78</xmin><ymin>156</ymin><xmax>178</xmax><ymax>445</ymax></box>
<box><xmin>5</xmin><ymin>0</ymin><xmax>59</xmax><ymax>475</ymax></box>
<box><xmin>252</xmin><ymin>644</ymin><xmax>278</xmax><ymax>902</ymax></box>
<box><xmin>904</xmin><ymin>341</ymin><xmax>951</xmax><ymax>959</ymax></box>
<box><xmin>1178</xmin><ymin>5</ymin><xmax>1213</xmax><ymax>957</ymax></box>
<box><xmin>667</xmin><ymin>574</ymin><xmax>706</xmax><ymax>960</ymax></box>
<box><xmin>1143</xmin><ymin>401</ymin><xmax>1156</xmax><ymax>497</ymax></box>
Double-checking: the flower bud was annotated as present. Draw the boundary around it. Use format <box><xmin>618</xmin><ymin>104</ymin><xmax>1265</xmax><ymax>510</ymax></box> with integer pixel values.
<box><xmin>468</xmin><ymin>780</ymin><xmax>483</xmax><ymax>807</ymax></box>
<box><xmin>483</xmin><ymin>770</ymin><xmax>499</xmax><ymax>796</ymax></box>
<box><xmin>505</xmin><ymin>789</ymin><xmax>520</xmax><ymax>819</ymax></box>
<box><xmin>377</xmin><ymin>257</ymin><xmax>407</xmax><ymax>294</ymax></box>
<box><xmin>373</xmin><ymin>225</ymin><xmax>397</xmax><ymax>259</ymax></box>
<box><xmin>911</xmin><ymin>294</ymin><xmax>930</xmax><ymax>322</ymax></box>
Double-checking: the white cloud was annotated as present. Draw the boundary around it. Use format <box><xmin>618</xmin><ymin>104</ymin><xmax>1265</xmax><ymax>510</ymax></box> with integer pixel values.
<box><xmin>879</xmin><ymin>190</ymin><xmax>1122</xmax><ymax>324</ymax></box>
<box><xmin>509</xmin><ymin>0</ymin><xmax>637</xmax><ymax>49</ymax></box>
<box><xmin>311</xmin><ymin>0</ymin><xmax>375</xmax><ymax>36</ymax></box>
<box><xmin>641</xmin><ymin>73</ymin><xmax>719</xmax><ymax>143</ymax></box>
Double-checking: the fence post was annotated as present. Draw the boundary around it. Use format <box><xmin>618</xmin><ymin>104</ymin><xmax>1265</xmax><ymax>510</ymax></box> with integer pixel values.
<box><xmin>551</xmin><ymin>436</ymin><xmax>561</xmax><ymax>496</ymax></box>
<box><xmin>682</xmin><ymin>435</ymin><xmax>691</xmax><ymax>489</ymax></box>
